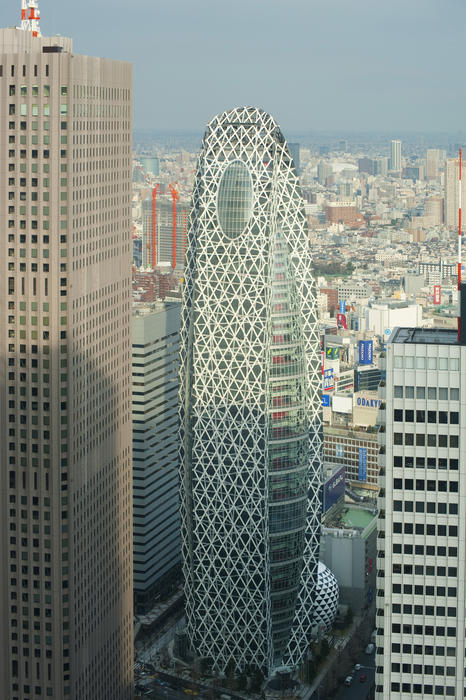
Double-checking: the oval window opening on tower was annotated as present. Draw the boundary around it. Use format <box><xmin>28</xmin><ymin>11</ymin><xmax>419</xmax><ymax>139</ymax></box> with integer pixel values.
<box><xmin>217</xmin><ymin>160</ymin><xmax>253</xmax><ymax>238</ymax></box>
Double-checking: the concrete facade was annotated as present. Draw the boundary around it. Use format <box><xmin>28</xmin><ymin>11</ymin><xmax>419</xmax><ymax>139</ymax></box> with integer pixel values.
<box><xmin>132</xmin><ymin>302</ymin><xmax>181</xmax><ymax>613</ymax></box>
<box><xmin>376</xmin><ymin>328</ymin><xmax>464</xmax><ymax>699</ymax></box>
<box><xmin>0</xmin><ymin>27</ymin><xmax>133</xmax><ymax>700</ymax></box>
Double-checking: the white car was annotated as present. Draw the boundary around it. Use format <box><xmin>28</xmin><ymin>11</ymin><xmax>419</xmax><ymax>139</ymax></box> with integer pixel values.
<box><xmin>344</xmin><ymin>676</ymin><xmax>353</xmax><ymax>686</ymax></box>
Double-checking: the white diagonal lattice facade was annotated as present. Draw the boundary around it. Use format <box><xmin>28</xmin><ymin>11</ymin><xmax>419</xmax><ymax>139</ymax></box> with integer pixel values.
<box><xmin>179</xmin><ymin>107</ymin><xmax>322</xmax><ymax>675</ymax></box>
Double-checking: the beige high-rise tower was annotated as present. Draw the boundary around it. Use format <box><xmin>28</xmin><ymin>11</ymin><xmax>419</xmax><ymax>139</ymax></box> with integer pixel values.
<box><xmin>0</xmin><ymin>12</ymin><xmax>133</xmax><ymax>700</ymax></box>
<box><xmin>445</xmin><ymin>157</ymin><xmax>466</xmax><ymax>228</ymax></box>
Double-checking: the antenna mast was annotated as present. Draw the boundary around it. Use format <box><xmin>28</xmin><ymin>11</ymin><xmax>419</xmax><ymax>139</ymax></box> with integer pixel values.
<box><xmin>20</xmin><ymin>0</ymin><xmax>41</xmax><ymax>37</ymax></box>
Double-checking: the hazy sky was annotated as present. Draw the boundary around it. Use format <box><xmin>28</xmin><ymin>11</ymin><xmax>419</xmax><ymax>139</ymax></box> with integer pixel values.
<box><xmin>2</xmin><ymin>0</ymin><xmax>465</xmax><ymax>135</ymax></box>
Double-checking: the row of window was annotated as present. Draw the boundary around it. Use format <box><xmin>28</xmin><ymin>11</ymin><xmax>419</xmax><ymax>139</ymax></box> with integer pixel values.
<box><xmin>9</xmin><ymin>85</ymin><xmax>67</xmax><ymax>96</ymax></box>
<box><xmin>1</xmin><ymin>65</ymin><xmax>50</xmax><ymax>78</ymax></box>
<box><xmin>392</xmin><ymin>584</ymin><xmax>457</xmax><ymax>597</ymax></box>
<box><xmin>9</xmin><ymin>103</ymin><xmax>67</xmax><ymax>116</ymax></box>
<box><xmin>394</xmin><ymin>385</ymin><xmax>459</xmax><ymax>400</ymax></box>
<box><xmin>393</xmin><ymin>500</ymin><xmax>458</xmax><ymax>515</ymax></box>
<box><xmin>394</xmin><ymin>409</ymin><xmax>458</xmax><ymax>424</ymax></box>
<box><xmin>393</xmin><ymin>477</ymin><xmax>458</xmax><ymax>492</ymax></box>
<box><xmin>388</xmin><ymin>683</ymin><xmax>454</xmax><ymax>696</ymax></box>
<box><xmin>393</xmin><ymin>432</ymin><xmax>459</xmax><ymax>448</ymax></box>
<box><xmin>393</xmin><ymin>456</ymin><xmax>459</xmax><ymax>469</ymax></box>
<box><xmin>391</xmin><ymin>641</ymin><xmax>456</xmax><ymax>655</ymax></box>
<box><xmin>392</xmin><ymin>564</ymin><xmax>457</xmax><ymax>576</ymax></box>
<box><xmin>8</xmin><ymin>147</ymin><xmax>67</xmax><ymax>158</ymax></box>
<box><xmin>391</xmin><ymin>624</ymin><xmax>456</xmax><ymax>638</ymax></box>
<box><xmin>393</xmin><ymin>543</ymin><xmax>457</xmax><ymax>557</ymax></box>
<box><xmin>393</xmin><ymin>522</ymin><xmax>458</xmax><ymax>536</ymax></box>
<box><xmin>8</xmin><ymin>121</ymin><xmax>67</xmax><ymax>132</ymax></box>
<box><xmin>393</xmin><ymin>356</ymin><xmax>459</xmax><ymax>371</ymax></box>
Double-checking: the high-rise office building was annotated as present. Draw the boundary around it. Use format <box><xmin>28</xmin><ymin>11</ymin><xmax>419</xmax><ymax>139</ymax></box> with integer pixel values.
<box><xmin>390</xmin><ymin>139</ymin><xmax>402</xmax><ymax>172</ymax></box>
<box><xmin>444</xmin><ymin>157</ymin><xmax>466</xmax><ymax>228</ymax></box>
<box><xmin>179</xmin><ymin>107</ymin><xmax>322</xmax><ymax>674</ymax></box>
<box><xmin>288</xmin><ymin>142</ymin><xmax>300</xmax><ymax>174</ymax></box>
<box><xmin>0</xmin><ymin>14</ymin><xmax>133</xmax><ymax>700</ymax></box>
<box><xmin>376</xmin><ymin>326</ymin><xmax>464</xmax><ymax>699</ymax></box>
<box><xmin>425</xmin><ymin>149</ymin><xmax>440</xmax><ymax>180</ymax></box>
<box><xmin>142</xmin><ymin>194</ymin><xmax>188</xmax><ymax>273</ymax></box>
<box><xmin>132</xmin><ymin>302</ymin><xmax>181</xmax><ymax>613</ymax></box>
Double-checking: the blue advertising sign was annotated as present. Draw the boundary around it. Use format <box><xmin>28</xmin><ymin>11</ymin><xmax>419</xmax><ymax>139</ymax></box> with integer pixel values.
<box><xmin>358</xmin><ymin>340</ymin><xmax>373</xmax><ymax>365</ymax></box>
<box><xmin>322</xmin><ymin>394</ymin><xmax>330</xmax><ymax>407</ymax></box>
<box><xmin>323</xmin><ymin>465</ymin><xmax>345</xmax><ymax>513</ymax></box>
<box><xmin>358</xmin><ymin>447</ymin><xmax>367</xmax><ymax>482</ymax></box>
<box><xmin>339</xmin><ymin>300</ymin><xmax>346</xmax><ymax>314</ymax></box>
<box><xmin>323</xmin><ymin>368</ymin><xmax>334</xmax><ymax>391</ymax></box>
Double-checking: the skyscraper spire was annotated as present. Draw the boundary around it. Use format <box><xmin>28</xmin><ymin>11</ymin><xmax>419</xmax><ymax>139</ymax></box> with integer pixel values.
<box><xmin>19</xmin><ymin>0</ymin><xmax>41</xmax><ymax>37</ymax></box>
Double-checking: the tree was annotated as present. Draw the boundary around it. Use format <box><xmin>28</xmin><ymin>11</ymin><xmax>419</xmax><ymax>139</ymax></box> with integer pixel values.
<box><xmin>237</xmin><ymin>672</ymin><xmax>248</xmax><ymax>691</ymax></box>
<box><xmin>320</xmin><ymin>638</ymin><xmax>330</xmax><ymax>658</ymax></box>
<box><xmin>250</xmin><ymin>668</ymin><xmax>265</xmax><ymax>694</ymax></box>
<box><xmin>344</xmin><ymin>607</ymin><xmax>353</xmax><ymax>627</ymax></box>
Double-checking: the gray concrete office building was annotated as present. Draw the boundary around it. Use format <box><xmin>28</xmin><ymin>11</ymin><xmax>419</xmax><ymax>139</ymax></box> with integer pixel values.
<box><xmin>376</xmin><ymin>327</ymin><xmax>465</xmax><ymax>699</ymax></box>
<box><xmin>0</xmin><ymin>21</ymin><xmax>133</xmax><ymax>700</ymax></box>
<box><xmin>132</xmin><ymin>302</ymin><xmax>181</xmax><ymax>613</ymax></box>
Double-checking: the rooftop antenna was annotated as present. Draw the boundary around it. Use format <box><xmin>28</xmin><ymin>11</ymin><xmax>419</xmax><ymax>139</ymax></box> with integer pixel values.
<box><xmin>458</xmin><ymin>148</ymin><xmax>462</xmax><ymax>342</ymax></box>
<box><xmin>20</xmin><ymin>0</ymin><xmax>41</xmax><ymax>37</ymax></box>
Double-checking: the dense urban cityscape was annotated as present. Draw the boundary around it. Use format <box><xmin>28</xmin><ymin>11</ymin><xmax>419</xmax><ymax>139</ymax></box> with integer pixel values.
<box><xmin>1</xmin><ymin>1</ymin><xmax>466</xmax><ymax>700</ymax></box>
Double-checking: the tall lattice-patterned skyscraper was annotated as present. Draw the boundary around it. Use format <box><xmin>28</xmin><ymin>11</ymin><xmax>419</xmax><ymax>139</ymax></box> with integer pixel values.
<box><xmin>179</xmin><ymin>107</ymin><xmax>322</xmax><ymax>674</ymax></box>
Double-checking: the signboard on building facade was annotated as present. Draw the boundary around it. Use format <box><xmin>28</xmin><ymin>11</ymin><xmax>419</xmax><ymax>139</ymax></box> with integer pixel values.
<box><xmin>339</xmin><ymin>300</ymin><xmax>346</xmax><ymax>314</ymax></box>
<box><xmin>358</xmin><ymin>447</ymin><xmax>367</xmax><ymax>482</ymax></box>
<box><xmin>358</xmin><ymin>340</ymin><xmax>373</xmax><ymax>365</ymax></box>
<box><xmin>326</xmin><ymin>346</ymin><xmax>340</xmax><ymax>360</ymax></box>
<box><xmin>337</xmin><ymin>313</ymin><xmax>347</xmax><ymax>329</ymax></box>
<box><xmin>323</xmin><ymin>465</ymin><xmax>345</xmax><ymax>513</ymax></box>
<box><xmin>433</xmin><ymin>285</ymin><xmax>441</xmax><ymax>305</ymax></box>
<box><xmin>323</xmin><ymin>368</ymin><xmax>334</xmax><ymax>391</ymax></box>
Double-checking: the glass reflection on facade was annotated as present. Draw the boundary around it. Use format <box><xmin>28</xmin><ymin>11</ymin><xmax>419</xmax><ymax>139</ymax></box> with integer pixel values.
<box><xmin>179</xmin><ymin>107</ymin><xmax>322</xmax><ymax>675</ymax></box>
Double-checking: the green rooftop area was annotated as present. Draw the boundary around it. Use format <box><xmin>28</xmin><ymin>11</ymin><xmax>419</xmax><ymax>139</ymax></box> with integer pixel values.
<box><xmin>341</xmin><ymin>507</ymin><xmax>375</xmax><ymax>529</ymax></box>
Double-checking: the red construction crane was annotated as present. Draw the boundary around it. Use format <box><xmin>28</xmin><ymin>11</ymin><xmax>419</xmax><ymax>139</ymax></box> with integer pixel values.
<box><xmin>168</xmin><ymin>183</ymin><xmax>179</xmax><ymax>269</ymax></box>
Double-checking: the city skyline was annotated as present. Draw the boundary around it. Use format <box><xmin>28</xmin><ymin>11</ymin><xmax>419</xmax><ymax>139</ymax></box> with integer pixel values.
<box><xmin>0</xmin><ymin>0</ymin><xmax>465</xmax><ymax>134</ymax></box>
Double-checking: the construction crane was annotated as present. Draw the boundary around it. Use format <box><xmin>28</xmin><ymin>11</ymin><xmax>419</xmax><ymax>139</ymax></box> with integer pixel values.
<box><xmin>168</xmin><ymin>183</ymin><xmax>179</xmax><ymax>270</ymax></box>
<box><xmin>19</xmin><ymin>0</ymin><xmax>41</xmax><ymax>37</ymax></box>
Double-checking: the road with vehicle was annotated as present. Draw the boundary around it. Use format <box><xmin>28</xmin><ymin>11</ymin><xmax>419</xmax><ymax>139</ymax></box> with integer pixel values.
<box><xmin>135</xmin><ymin>667</ymin><xmax>247</xmax><ymax>700</ymax></box>
<box><xmin>332</xmin><ymin>649</ymin><xmax>375</xmax><ymax>700</ymax></box>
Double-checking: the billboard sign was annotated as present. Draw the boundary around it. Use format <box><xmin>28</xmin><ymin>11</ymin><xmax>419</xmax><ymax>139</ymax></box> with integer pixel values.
<box><xmin>356</xmin><ymin>396</ymin><xmax>382</xmax><ymax>409</ymax></box>
<box><xmin>433</xmin><ymin>285</ymin><xmax>441</xmax><ymax>305</ymax></box>
<box><xmin>358</xmin><ymin>340</ymin><xmax>373</xmax><ymax>365</ymax></box>
<box><xmin>337</xmin><ymin>313</ymin><xmax>347</xmax><ymax>329</ymax></box>
<box><xmin>358</xmin><ymin>447</ymin><xmax>367</xmax><ymax>482</ymax></box>
<box><xmin>339</xmin><ymin>300</ymin><xmax>346</xmax><ymax>314</ymax></box>
<box><xmin>323</xmin><ymin>465</ymin><xmax>345</xmax><ymax>513</ymax></box>
<box><xmin>326</xmin><ymin>346</ymin><xmax>340</xmax><ymax>360</ymax></box>
<box><xmin>322</xmin><ymin>394</ymin><xmax>330</xmax><ymax>407</ymax></box>
<box><xmin>323</xmin><ymin>368</ymin><xmax>334</xmax><ymax>391</ymax></box>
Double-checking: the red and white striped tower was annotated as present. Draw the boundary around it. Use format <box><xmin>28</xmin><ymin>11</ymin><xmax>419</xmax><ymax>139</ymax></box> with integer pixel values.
<box><xmin>19</xmin><ymin>0</ymin><xmax>41</xmax><ymax>37</ymax></box>
<box><xmin>458</xmin><ymin>148</ymin><xmax>462</xmax><ymax>342</ymax></box>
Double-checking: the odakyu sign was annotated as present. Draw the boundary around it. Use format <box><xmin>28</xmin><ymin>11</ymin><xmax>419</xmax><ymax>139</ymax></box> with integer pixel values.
<box><xmin>356</xmin><ymin>396</ymin><xmax>381</xmax><ymax>409</ymax></box>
